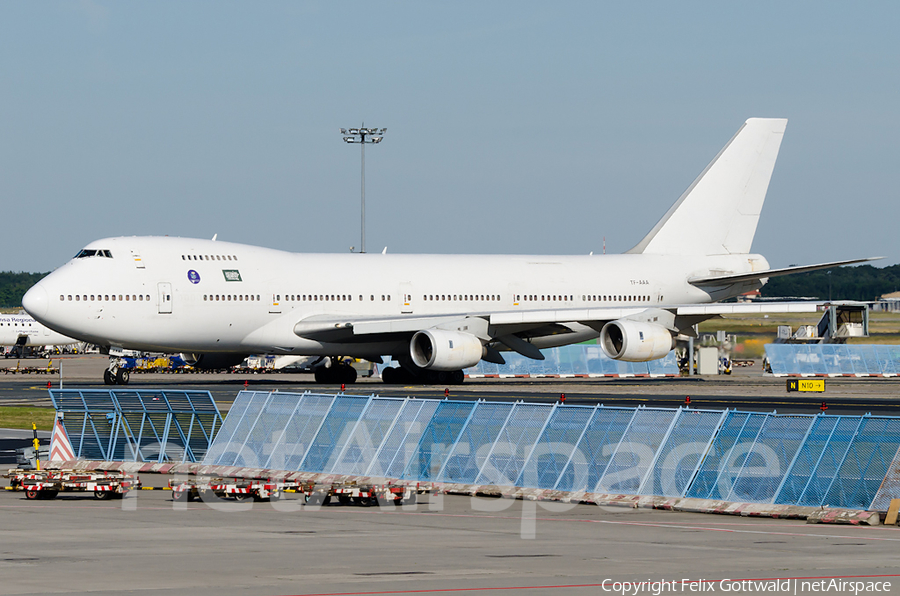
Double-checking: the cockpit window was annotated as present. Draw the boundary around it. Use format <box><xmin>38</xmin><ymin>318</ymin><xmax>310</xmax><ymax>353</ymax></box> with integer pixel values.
<box><xmin>75</xmin><ymin>249</ymin><xmax>113</xmax><ymax>259</ymax></box>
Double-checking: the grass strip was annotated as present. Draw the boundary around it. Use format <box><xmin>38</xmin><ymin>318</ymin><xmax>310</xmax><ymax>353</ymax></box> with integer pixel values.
<box><xmin>0</xmin><ymin>406</ymin><xmax>55</xmax><ymax>431</ymax></box>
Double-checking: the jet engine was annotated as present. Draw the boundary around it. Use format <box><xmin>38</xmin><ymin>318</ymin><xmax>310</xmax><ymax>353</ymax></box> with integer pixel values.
<box><xmin>599</xmin><ymin>320</ymin><xmax>674</xmax><ymax>362</ymax></box>
<box><xmin>410</xmin><ymin>329</ymin><xmax>484</xmax><ymax>371</ymax></box>
<box><xmin>181</xmin><ymin>353</ymin><xmax>249</xmax><ymax>370</ymax></box>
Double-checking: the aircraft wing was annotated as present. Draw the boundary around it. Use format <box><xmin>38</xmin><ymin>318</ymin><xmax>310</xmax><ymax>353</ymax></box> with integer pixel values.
<box><xmin>293</xmin><ymin>302</ymin><xmax>821</xmax><ymax>342</ymax></box>
<box><xmin>688</xmin><ymin>257</ymin><xmax>881</xmax><ymax>286</ymax></box>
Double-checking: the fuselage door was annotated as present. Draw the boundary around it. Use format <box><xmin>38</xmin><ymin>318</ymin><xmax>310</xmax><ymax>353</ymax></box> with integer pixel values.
<box><xmin>270</xmin><ymin>293</ymin><xmax>282</xmax><ymax>314</ymax></box>
<box><xmin>158</xmin><ymin>282</ymin><xmax>173</xmax><ymax>314</ymax></box>
<box><xmin>400</xmin><ymin>282</ymin><xmax>413</xmax><ymax>314</ymax></box>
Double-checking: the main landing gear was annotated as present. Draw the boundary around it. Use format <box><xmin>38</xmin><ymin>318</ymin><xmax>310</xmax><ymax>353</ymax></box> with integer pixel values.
<box><xmin>103</xmin><ymin>358</ymin><xmax>130</xmax><ymax>385</ymax></box>
<box><xmin>313</xmin><ymin>360</ymin><xmax>358</xmax><ymax>385</ymax></box>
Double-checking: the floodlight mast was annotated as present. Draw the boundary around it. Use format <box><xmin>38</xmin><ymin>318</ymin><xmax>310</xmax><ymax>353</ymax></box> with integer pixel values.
<box><xmin>341</xmin><ymin>125</ymin><xmax>386</xmax><ymax>253</ymax></box>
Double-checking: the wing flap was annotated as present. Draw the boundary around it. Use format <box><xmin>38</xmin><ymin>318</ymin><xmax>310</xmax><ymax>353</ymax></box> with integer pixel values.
<box><xmin>676</xmin><ymin>303</ymin><xmax>818</xmax><ymax>316</ymax></box>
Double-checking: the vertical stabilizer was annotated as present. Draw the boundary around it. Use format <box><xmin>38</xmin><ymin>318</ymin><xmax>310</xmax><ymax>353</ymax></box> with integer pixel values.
<box><xmin>627</xmin><ymin>118</ymin><xmax>787</xmax><ymax>255</ymax></box>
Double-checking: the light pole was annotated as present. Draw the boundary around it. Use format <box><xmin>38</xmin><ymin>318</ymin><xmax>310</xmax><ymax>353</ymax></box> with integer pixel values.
<box><xmin>341</xmin><ymin>125</ymin><xmax>386</xmax><ymax>253</ymax></box>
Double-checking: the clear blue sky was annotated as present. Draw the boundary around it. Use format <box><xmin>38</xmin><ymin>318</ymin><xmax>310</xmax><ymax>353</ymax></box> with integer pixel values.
<box><xmin>1</xmin><ymin>1</ymin><xmax>897</xmax><ymax>272</ymax></box>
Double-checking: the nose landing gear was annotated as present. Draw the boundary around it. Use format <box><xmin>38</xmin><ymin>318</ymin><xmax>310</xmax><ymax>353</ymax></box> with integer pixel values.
<box><xmin>103</xmin><ymin>358</ymin><xmax>130</xmax><ymax>385</ymax></box>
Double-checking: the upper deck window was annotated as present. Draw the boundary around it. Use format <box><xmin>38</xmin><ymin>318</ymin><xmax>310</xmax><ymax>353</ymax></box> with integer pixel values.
<box><xmin>75</xmin><ymin>249</ymin><xmax>113</xmax><ymax>259</ymax></box>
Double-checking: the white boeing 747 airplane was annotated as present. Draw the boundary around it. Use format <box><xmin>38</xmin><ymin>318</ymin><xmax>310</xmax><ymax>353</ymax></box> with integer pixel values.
<box><xmin>22</xmin><ymin>118</ymin><xmax>877</xmax><ymax>385</ymax></box>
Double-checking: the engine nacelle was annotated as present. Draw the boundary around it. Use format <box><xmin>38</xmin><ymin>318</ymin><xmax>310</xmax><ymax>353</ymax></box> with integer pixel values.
<box><xmin>600</xmin><ymin>320</ymin><xmax>674</xmax><ymax>362</ymax></box>
<box><xmin>181</xmin><ymin>353</ymin><xmax>249</xmax><ymax>370</ymax></box>
<box><xmin>410</xmin><ymin>329</ymin><xmax>484</xmax><ymax>371</ymax></box>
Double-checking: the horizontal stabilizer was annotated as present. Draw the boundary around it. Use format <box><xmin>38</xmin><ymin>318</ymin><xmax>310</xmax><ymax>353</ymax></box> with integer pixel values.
<box><xmin>688</xmin><ymin>257</ymin><xmax>882</xmax><ymax>286</ymax></box>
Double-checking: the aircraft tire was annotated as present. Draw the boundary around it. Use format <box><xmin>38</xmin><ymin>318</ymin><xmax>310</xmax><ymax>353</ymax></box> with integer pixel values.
<box><xmin>314</xmin><ymin>367</ymin><xmax>334</xmax><ymax>384</ymax></box>
<box><xmin>103</xmin><ymin>370</ymin><xmax>115</xmax><ymax>385</ymax></box>
<box><xmin>381</xmin><ymin>367</ymin><xmax>398</xmax><ymax>384</ymax></box>
<box><xmin>116</xmin><ymin>369</ymin><xmax>130</xmax><ymax>385</ymax></box>
<box><xmin>339</xmin><ymin>365</ymin><xmax>357</xmax><ymax>384</ymax></box>
<box><xmin>450</xmin><ymin>370</ymin><xmax>465</xmax><ymax>385</ymax></box>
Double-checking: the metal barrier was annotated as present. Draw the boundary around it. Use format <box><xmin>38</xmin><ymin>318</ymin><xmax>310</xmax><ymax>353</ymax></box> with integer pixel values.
<box><xmin>49</xmin><ymin>389</ymin><xmax>223</xmax><ymax>463</ymax></box>
<box><xmin>377</xmin><ymin>344</ymin><xmax>680</xmax><ymax>378</ymax></box>
<box><xmin>765</xmin><ymin>344</ymin><xmax>900</xmax><ymax>376</ymax></box>
<box><xmin>203</xmin><ymin>391</ymin><xmax>900</xmax><ymax>510</ymax></box>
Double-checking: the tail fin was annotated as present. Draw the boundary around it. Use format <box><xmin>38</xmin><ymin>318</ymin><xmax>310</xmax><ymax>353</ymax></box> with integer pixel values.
<box><xmin>627</xmin><ymin>118</ymin><xmax>787</xmax><ymax>256</ymax></box>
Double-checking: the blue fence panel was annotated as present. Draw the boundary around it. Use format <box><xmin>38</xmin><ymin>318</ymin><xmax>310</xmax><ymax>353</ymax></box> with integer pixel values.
<box><xmin>596</xmin><ymin>408</ymin><xmax>679</xmax><ymax>495</ymax></box>
<box><xmin>52</xmin><ymin>389</ymin><xmax>222</xmax><ymax>464</ymax></box>
<box><xmin>331</xmin><ymin>397</ymin><xmax>405</xmax><ymax>476</ymax></box>
<box><xmin>185</xmin><ymin>390</ymin><xmax>900</xmax><ymax>511</ymax></box>
<box><xmin>645</xmin><ymin>409</ymin><xmax>725</xmax><ymax>497</ymax></box>
<box><xmin>261</xmin><ymin>392</ymin><xmax>308</xmax><ymax>470</ymax></box>
<box><xmin>825</xmin><ymin>417</ymin><xmax>900</xmax><ymax>509</ymax></box>
<box><xmin>554</xmin><ymin>406</ymin><xmax>634</xmax><ymax>493</ymax></box>
<box><xmin>685</xmin><ymin>412</ymin><xmax>769</xmax><ymax>500</ymax></box>
<box><xmin>277</xmin><ymin>394</ymin><xmax>337</xmax><ymax>471</ymax></box>
<box><xmin>517</xmin><ymin>405</ymin><xmax>595</xmax><ymax>489</ymax></box>
<box><xmin>476</xmin><ymin>403</ymin><xmax>554</xmax><ymax>487</ymax></box>
<box><xmin>213</xmin><ymin>391</ymin><xmax>269</xmax><ymax>466</ymax></box>
<box><xmin>725</xmin><ymin>415</ymin><xmax>815</xmax><ymax>504</ymax></box>
<box><xmin>373</xmin><ymin>399</ymin><xmax>441</xmax><ymax>478</ymax></box>
<box><xmin>401</xmin><ymin>400</ymin><xmax>475</xmax><ymax>481</ymax></box>
<box><xmin>777</xmin><ymin>416</ymin><xmax>860</xmax><ymax>506</ymax></box>
<box><xmin>438</xmin><ymin>402</ymin><xmax>514</xmax><ymax>484</ymax></box>
<box><xmin>876</xmin><ymin>346</ymin><xmax>899</xmax><ymax>375</ymax></box>
<box><xmin>300</xmin><ymin>395</ymin><xmax>369</xmax><ymax>473</ymax></box>
<box><xmin>229</xmin><ymin>392</ymin><xmax>298</xmax><ymax>468</ymax></box>
<box><xmin>204</xmin><ymin>391</ymin><xmax>256</xmax><ymax>465</ymax></box>
<box><xmin>766</xmin><ymin>344</ymin><xmax>900</xmax><ymax>376</ymax></box>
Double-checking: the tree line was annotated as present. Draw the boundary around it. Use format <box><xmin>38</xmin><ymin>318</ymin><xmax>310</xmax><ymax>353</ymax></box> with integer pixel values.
<box><xmin>760</xmin><ymin>264</ymin><xmax>900</xmax><ymax>301</ymax></box>
<box><xmin>0</xmin><ymin>272</ymin><xmax>49</xmax><ymax>308</ymax></box>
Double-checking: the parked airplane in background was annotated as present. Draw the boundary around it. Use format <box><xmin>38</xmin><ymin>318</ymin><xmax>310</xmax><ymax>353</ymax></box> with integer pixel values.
<box><xmin>23</xmin><ymin>118</ymin><xmax>878</xmax><ymax>385</ymax></box>
<box><xmin>0</xmin><ymin>313</ymin><xmax>79</xmax><ymax>357</ymax></box>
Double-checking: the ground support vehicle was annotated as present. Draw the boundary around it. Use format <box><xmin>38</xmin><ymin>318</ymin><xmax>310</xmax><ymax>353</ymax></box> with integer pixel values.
<box><xmin>304</xmin><ymin>482</ymin><xmax>420</xmax><ymax>506</ymax></box>
<box><xmin>168</xmin><ymin>478</ymin><xmax>309</xmax><ymax>502</ymax></box>
<box><xmin>3</xmin><ymin>469</ymin><xmax>140</xmax><ymax>500</ymax></box>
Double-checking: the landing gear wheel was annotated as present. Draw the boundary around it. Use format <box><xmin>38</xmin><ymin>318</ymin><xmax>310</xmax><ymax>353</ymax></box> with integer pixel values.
<box><xmin>104</xmin><ymin>370</ymin><xmax>115</xmax><ymax>385</ymax></box>
<box><xmin>449</xmin><ymin>370</ymin><xmax>465</xmax><ymax>385</ymax></box>
<box><xmin>314</xmin><ymin>367</ymin><xmax>332</xmax><ymax>384</ymax></box>
<box><xmin>115</xmin><ymin>369</ymin><xmax>130</xmax><ymax>385</ymax></box>
<box><xmin>339</xmin><ymin>365</ymin><xmax>357</xmax><ymax>385</ymax></box>
<box><xmin>381</xmin><ymin>367</ymin><xmax>399</xmax><ymax>384</ymax></box>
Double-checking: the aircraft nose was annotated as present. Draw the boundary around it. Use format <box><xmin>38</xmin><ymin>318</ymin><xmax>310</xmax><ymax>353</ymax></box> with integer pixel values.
<box><xmin>23</xmin><ymin>283</ymin><xmax>49</xmax><ymax>320</ymax></box>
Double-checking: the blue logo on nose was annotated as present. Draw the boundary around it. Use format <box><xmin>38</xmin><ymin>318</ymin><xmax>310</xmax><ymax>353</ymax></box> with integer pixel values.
<box><xmin>188</xmin><ymin>270</ymin><xmax>201</xmax><ymax>284</ymax></box>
